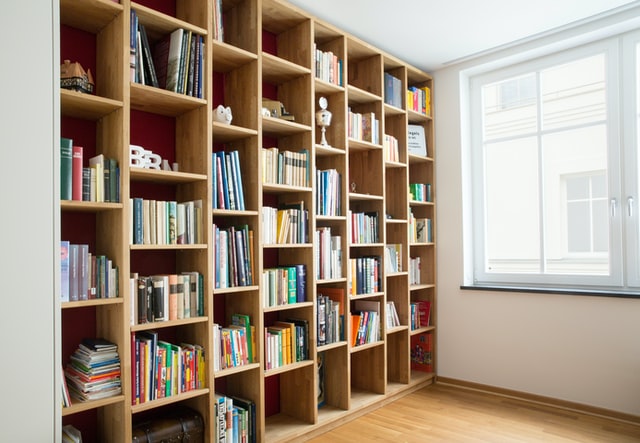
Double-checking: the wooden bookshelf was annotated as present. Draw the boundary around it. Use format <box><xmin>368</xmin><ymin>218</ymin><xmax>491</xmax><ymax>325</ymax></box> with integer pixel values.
<box><xmin>57</xmin><ymin>0</ymin><xmax>435</xmax><ymax>441</ymax></box>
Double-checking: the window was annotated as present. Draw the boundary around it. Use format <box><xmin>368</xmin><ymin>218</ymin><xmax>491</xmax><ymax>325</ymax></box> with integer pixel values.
<box><xmin>468</xmin><ymin>32</ymin><xmax>640</xmax><ymax>294</ymax></box>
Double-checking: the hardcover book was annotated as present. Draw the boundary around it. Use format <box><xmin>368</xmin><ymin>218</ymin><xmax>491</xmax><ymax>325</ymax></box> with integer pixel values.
<box><xmin>408</xmin><ymin>124</ymin><xmax>427</xmax><ymax>156</ymax></box>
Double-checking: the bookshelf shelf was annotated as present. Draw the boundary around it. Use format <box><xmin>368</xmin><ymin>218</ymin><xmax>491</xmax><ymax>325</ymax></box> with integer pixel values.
<box><xmin>60</xmin><ymin>89</ymin><xmax>123</xmax><ymax>120</ymax></box>
<box><xmin>57</xmin><ymin>0</ymin><xmax>435</xmax><ymax>440</ymax></box>
<box><xmin>130</xmin><ymin>388</ymin><xmax>211</xmax><ymax>414</ymax></box>
<box><xmin>61</xmin><ymin>394</ymin><xmax>125</xmax><ymax>417</ymax></box>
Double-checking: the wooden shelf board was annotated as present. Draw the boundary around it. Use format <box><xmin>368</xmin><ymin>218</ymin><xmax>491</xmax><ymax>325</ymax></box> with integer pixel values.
<box><xmin>262</xmin><ymin>52</ymin><xmax>311</xmax><ymax>84</ymax></box>
<box><xmin>315</xmin><ymin>144</ymin><xmax>346</xmax><ymax>156</ymax></box>
<box><xmin>317</xmin><ymin>341</ymin><xmax>348</xmax><ymax>352</ymax></box>
<box><xmin>131</xmin><ymin>2</ymin><xmax>208</xmax><ymax>40</ymax></box>
<box><xmin>409</xmin><ymin>200</ymin><xmax>435</xmax><ymax>207</ymax></box>
<box><xmin>350</xmin><ymin>340</ymin><xmax>384</xmax><ymax>354</ymax></box>
<box><xmin>130</xmin><ymin>388</ymin><xmax>210</xmax><ymax>414</ymax></box>
<box><xmin>264</xmin><ymin>412</ymin><xmax>313</xmax><ymax>443</ymax></box>
<box><xmin>130</xmin><ymin>83</ymin><xmax>207</xmax><ymax>117</ymax></box>
<box><xmin>314</xmin><ymin>78</ymin><xmax>345</xmax><ymax>95</ymax></box>
<box><xmin>348</xmin><ymin>192</ymin><xmax>383</xmax><ymax>201</ymax></box>
<box><xmin>261</xmin><ymin>115</ymin><xmax>312</xmax><ymax>136</ymax></box>
<box><xmin>129</xmin><ymin>167</ymin><xmax>207</xmax><ymax>184</ymax></box>
<box><xmin>384</xmin><ymin>102</ymin><xmax>405</xmax><ymax>116</ymax></box>
<box><xmin>212</xmin><ymin>39</ymin><xmax>258</xmax><ymax>73</ymax></box>
<box><xmin>264</xmin><ymin>359</ymin><xmax>314</xmax><ymax>377</ymax></box>
<box><xmin>385</xmin><ymin>160</ymin><xmax>406</xmax><ymax>169</ymax></box>
<box><xmin>212</xmin><ymin>121</ymin><xmax>258</xmax><ymax>142</ymax></box>
<box><xmin>407</xmin><ymin>109</ymin><xmax>432</xmax><ymax>123</ymax></box>
<box><xmin>61</xmin><ymin>89</ymin><xmax>123</xmax><ymax>121</ymax></box>
<box><xmin>316</xmin><ymin>277</ymin><xmax>348</xmax><ymax>285</ymax></box>
<box><xmin>262</xmin><ymin>182</ymin><xmax>312</xmax><ymax>193</ymax></box>
<box><xmin>409</xmin><ymin>326</ymin><xmax>436</xmax><ymax>336</ymax></box>
<box><xmin>60</xmin><ymin>0</ymin><xmax>122</xmax><ymax>33</ymax></box>
<box><xmin>60</xmin><ymin>200</ymin><xmax>123</xmax><ymax>212</ymax></box>
<box><xmin>386</xmin><ymin>325</ymin><xmax>409</xmax><ymax>335</ymax></box>
<box><xmin>263</xmin><ymin>301</ymin><xmax>314</xmax><ymax>313</ymax></box>
<box><xmin>408</xmin><ymin>153</ymin><xmax>434</xmax><ymax>164</ymax></box>
<box><xmin>214</xmin><ymin>362</ymin><xmax>261</xmax><ymax>378</ymax></box>
<box><xmin>386</xmin><ymin>271</ymin><xmax>409</xmax><ymax>278</ymax></box>
<box><xmin>62</xmin><ymin>394</ymin><xmax>124</xmax><ymax>416</ymax></box>
<box><xmin>347</xmin><ymin>85</ymin><xmax>381</xmax><ymax>104</ymax></box>
<box><xmin>349</xmin><ymin>292</ymin><xmax>384</xmax><ymax>301</ymax></box>
<box><xmin>410</xmin><ymin>283</ymin><xmax>436</xmax><ymax>291</ymax></box>
<box><xmin>262</xmin><ymin>243</ymin><xmax>313</xmax><ymax>249</ymax></box>
<box><xmin>347</xmin><ymin>138</ymin><xmax>382</xmax><ymax>152</ymax></box>
<box><xmin>62</xmin><ymin>298</ymin><xmax>124</xmax><ymax>309</ymax></box>
<box><xmin>262</xmin><ymin>0</ymin><xmax>310</xmax><ymax>35</ymax></box>
<box><xmin>130</xmin><ymin>243</ymin><xmax>208</xmax><ymax>251</ymax></box>
<box><xmin>213</xmin><ymin>285</ymin><xmax>260</xmax><ymax>295</ymax></box>
<box><xmin>385</xmin><ymin>218</ymin><xmax>407</xmax><ymax>224</ymax></box>
<box><xmin>409</xmin><ymin>242</ymin><xmax>435</xmax><ymax>247</ymax></box>
<box><xmin>212</xmin><ymin>209</ymin><xmax>260</xmax><ymax>217</ymax></box>
<box><xmin>130</xmin><ymin>316</ymin><xmax>209</xmax><ymax>332</ymax></box>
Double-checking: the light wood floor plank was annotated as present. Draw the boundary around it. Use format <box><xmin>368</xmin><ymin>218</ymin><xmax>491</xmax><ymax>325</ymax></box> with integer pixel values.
<box><xmin>305</xmin><ymin>384</ymin><xmax>640</xmax><ymax>442</ymax></box>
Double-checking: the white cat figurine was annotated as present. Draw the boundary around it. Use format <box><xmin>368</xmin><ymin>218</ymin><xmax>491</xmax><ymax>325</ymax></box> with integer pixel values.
<box><xmin>213</xmin><ymin>104</ymin><xmax>232</xmax><ymax>124</ymax></box>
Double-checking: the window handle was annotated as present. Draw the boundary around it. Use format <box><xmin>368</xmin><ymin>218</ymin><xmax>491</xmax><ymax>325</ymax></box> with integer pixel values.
<box><xmin>628</xmin><ymin>196</ymin><xmax>634</xmax><ymax>217</ymax></box>
<box><xmin>611</xmin><ymin>198</ymin><xmax>617</xmax><ymax>217</ymax></box>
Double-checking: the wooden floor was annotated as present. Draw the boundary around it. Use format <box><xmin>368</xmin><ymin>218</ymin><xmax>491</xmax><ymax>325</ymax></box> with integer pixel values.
<box><xmin>305</xmin><ymin>383</ymin><xmax>640</xmax><ymax>442</ymax></box>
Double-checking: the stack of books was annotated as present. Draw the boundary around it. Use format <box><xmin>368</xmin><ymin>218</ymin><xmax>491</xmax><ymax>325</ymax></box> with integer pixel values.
<box><xmin>65</xmin><ymin>338</ymin><xmax>122</xmax><ymax>402</ymax></box>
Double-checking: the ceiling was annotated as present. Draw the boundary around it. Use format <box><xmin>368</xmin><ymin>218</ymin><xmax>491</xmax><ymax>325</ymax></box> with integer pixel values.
<box><xmin>286</xmin><ymin>0</ymin><xmax>639</xmax><ymax>72</ymax></box>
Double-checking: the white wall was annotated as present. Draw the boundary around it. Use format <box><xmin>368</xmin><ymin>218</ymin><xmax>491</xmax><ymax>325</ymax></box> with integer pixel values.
<box><xmin>0</xmin><ymin>1</ymin><xmax>58</xmax><ymax>440</ymax></box>
<box><xmin>434</xmin><ymin>8</ymin><xmax>640</xmax><ymax>415</ymax></box>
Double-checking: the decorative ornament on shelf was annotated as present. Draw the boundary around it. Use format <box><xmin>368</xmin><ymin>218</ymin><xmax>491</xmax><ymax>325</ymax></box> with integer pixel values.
<box><xmin>130</xmin><ymin>145</ymin><xmax>178</xmax><ymax>171</ymax></box>
<box><xmin>316</xmin><ymin>96</ymin><xmax>332</xmax><ymax>148</ymax></box>
<box><xmin>60</xmin><ymin>60</ymin><xmax>94</xmax><ymax>94</ymax></box>
<box><xmin>213</xmin><ymin>104</ymin><xmax>232</xmax><ymax>125</ymax></box>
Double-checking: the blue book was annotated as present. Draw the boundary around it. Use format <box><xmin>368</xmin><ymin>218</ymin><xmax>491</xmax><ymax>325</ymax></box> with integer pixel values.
<box><xmin>216</xmin><ymin>151</ymin><xmax>230</xmax><ymax>209</ymax></box>
<box><xmin>133</xmin><ymin>197</ymin><xmax>144</xmax><ymax>244</ymax></box>
<box><xmin>295</xmin><ymin>264</ymin><xmax>306</xmax><ymax>303</ymax></box>
<box><xmin>212</xmin><ymin>152</ymin><xmax>217</xmax><ymax>208</ymax></box>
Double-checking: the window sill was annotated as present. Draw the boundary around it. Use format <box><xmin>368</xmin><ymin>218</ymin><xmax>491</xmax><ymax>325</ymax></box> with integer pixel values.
<box><xmin>460</xmin><ymin>285</ymin><xmax>640</xmax><ymax>299</ymax></box>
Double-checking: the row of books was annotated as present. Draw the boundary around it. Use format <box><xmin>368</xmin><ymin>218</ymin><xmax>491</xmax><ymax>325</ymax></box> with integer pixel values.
<box><xmin>262</xmin><ymin>147</ymin><xmax>311</xmax><ymax>188</ymax></box>
<box><xmin>410</xmin><ymin>333</ymin><xmax>434</xmax><ymax>373</ymax></box>
<box><xmin>61</xmin><ymin>138</ymin><xmax>120</xmax><ymax>203</ymax></box>
<box><xmin>407</xmin><ymin>85</ymin><xmax>431</xmax><ymax>117</ymax></box>
<box><xmin>314</xmin><ymin>44</ymin><xmax>343</xmax><ymax>86</ymax></box>
<box><xmin>410</xmin><ymin>183</ymin><xmax>433</xmax><ymax>202</ymax></box>
<box><xmin>348</xmin><ymin>256</ymin><xmax>381</xmax><ymax>295</ymax></box>
<box><xmin>212</xmin><ymin>150</ymin><xmax>246</xmax><ymax>211</ymax></box>
<box><xmin>261</xmin><ymin>203</ymin><xmax>309</xmax><ymax>245</ymax></box>
<box><xmin>214</xmin><ymin>224</ymin><xmax>255</xmax><ymax>289</ymax></box>
<box><xmin>383</xmin><ymin>134</ymin><xmax>400</xmax><ymax>162</ymax></box>
<box><xmin>131</xmin><ymin>331</ymin><xmax>205</xmax><ymax>405</ymax></box>
<box><xmin>212</xmin><ymin>0</ymin><xmax>224</xmax><ymax>42</ymax></box>
<box><xmin>350</xmin><ymin>210</ymin><xmax>380</xmax><ymax>244</ymax></box>
<box><xmin>409</xmin><ymin>256</ymin><xmax>422</xmax><ymax>285</ymax></box>
<box><xmin>130</xmin><ymin>10</ymin><xmax>205</xmax><ymax>98</ymax></box>
<box><xmin>386</xmin><ymin>301</ymin><xmax>401</xmax><ymax>328</ymax></box>
<box><xmin>348</xmin><ymin>110</ymin><xmax>380</xmax><ymax>144</ymax></box>
<box><xmin>315</xmin><ymin>227</ymin><xmax>342</xmax><ymax>280</ymax></box>
<box><xmin>129</xmin><ymin>272</ymin><xmax>203</xmax><ymax>325</ymax></box>
<box><xmin>131</xmin><ymin>198</ymin><xmax>203</xmax><ymax>245</ymax></box>
<box><xmin>214</xmin><ymin>394</ymin><xmax>257</xmax><ymax>443</ymax></box>
<box><xmin>264</xmin><ymin>318</ymin><xmax>309</xmax><ymax>370</ymax></box>
<box><xmin>410</xmin><ymin>214</ymin><xmax>433</xmax><ymax>243</ymax></box>
<box><xmin>384</xmin><ymin>72</ymin><xmax>403</xmax><ymax>109</ymax></box>
<box><xmin>384</xmin><ymin>244</ymin><xmax>403</xmax><ymax>273</ymax></box>
<box><xmin>316</xmin><ymin>168</ymin><xmax>342</xmax><ymax>216</ymax></box>
<box><xmin>212</xmin><ymin>314</ymin><xmax>255</xmax><ymax>371</ymax></box>
<box><xmin>317</xmin><ymin>287</ymin><xmax>345</xmax><ymax>346</ymax></box>
<box><xmin>61</xmin><ymin>241</ymin><xmax>118</xmax><ymax>302</ymax></box>
<box><xmin>65</xmin><ymin>338</ymin><xmax>121</xmax><ymax>403</ymax></box>
<box><xmin>350</xmin><ymin>300</ymin><xmax>381</xmax><ymax>346</ymax></box>
<box><xmin>410</xmin><ymin>300</ymin><xmax>432</xmax><ymax>330</ymax></box>
<box><xmin>262</xmin><ymin>264</ymin><xmax>307</xmax><ymax>307</ymax></box>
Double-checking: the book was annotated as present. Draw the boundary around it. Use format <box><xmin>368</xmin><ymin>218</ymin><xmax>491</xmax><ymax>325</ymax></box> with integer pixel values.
<box><xmin>60</xmin><ymin>137</ymin><xmax>73</xmax><ymax>200</ymax></box>
<box><xmin>60</xmin><ymin>241</ymin><xmax>70</xmax><ymax>302</ymax></box>
<box><xmin>410</xmin><ymin>333</ymin><xmax>433</xmax><ymax>373</ymax></box>
<box><xmin>71</xmin><ymin>146</ymin><xmax>83</xmax><ymax>201</ymax></box>
<box><xmin>231</xmin><ymin>314</ymin><xmax>253</xmax><ymax>363</ymax></box>
<box><xmin>408</xmin><ymin>124</ymin><xmax>427</xmax><ymax>156</ymax></box>
<box><xmin>138</xmin><ymin>22</ymin><xmax>159</xmax><ymax>88</ymax></box>
<box><xmin>165</xmin><ymin>28</ymin><xmax>184</xmax><ymax>93</ymax></box>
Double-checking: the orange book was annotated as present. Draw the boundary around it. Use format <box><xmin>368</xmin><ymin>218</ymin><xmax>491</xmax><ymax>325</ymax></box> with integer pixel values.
<box><xmin>350</xmin><ymin>314</ymin><xmax>360</xmax><ymax>347</ymax></box>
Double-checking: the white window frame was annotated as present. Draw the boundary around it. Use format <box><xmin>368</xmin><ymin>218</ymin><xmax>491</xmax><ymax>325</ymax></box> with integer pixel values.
<box><xmin>467</xmin><ymin>36</ymin><xmax>635</xmax><ymax>292</ymax></box>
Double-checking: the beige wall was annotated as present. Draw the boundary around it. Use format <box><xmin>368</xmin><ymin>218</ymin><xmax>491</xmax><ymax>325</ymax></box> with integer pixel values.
<box><xmin>433</xmin><ymin>7</ymin><xmax>640</xmax><ymax>416</ymax></box>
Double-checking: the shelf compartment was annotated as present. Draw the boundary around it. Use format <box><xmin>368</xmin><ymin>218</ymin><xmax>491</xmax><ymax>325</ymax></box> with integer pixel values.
<box><xmin>212</xmin><ymin>39</ymin><xmax>258</xmax><ymax>73</ymax></box>
<box><xmin>129</xmin><ymin>168</ymin><xmax>207</xmax><ymax>184</ymax></box>
<box><xmin>130</xmin><ymin>83</ymin><xmax>207</xmax><ymax>117</ymax></box>
<box><xmin>130</xmin><ymin>388</ymin><xmax>210</xmax><ymax>414</ymax></box>
<box><xmin>347</xmin><ymin>85</ymin><xmax>381</xmax><ymax>104</ymax></box>
<box><xmin>262</xmin><ymin>52</ymin><xmax>311</xmax><ymax>84</ymax></box>
<box><xmin>261</xmin><ymin>116</ymin><xmax>312</xmax><ymax>137</ymax></box>
<box><xmin>214</xmin><ymin>362</ymin><xmax>261</xmax><ymax>377</ymax></box>
<box><xmin>62</xmin><ymin>394</ymin><xmax>125</xmax><ymax>417</ymax></box>
<box><xmin>60</xmin><ymin>0</ymin><xmax>123</xmax><ymax>33</ymax></box>
<box><xmin>132</xmin><ymin>2</ymin><xmax>208</xmax><ymax>40</ymax></box>
<box><xmin>61</xmin><ymin>89</ymin><xmax>123</xmax><ymax>121</ymax></box>
<box><xmin>212</xmin><ymin>121</ymin><xmax>258</xmax><ymax>143</ymax></box>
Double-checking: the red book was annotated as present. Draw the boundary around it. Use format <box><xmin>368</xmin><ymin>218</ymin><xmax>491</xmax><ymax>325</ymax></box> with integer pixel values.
<box><xmin>72</xmin><ymin>146</ymin><xmax>83</xmax><ymax>201</ymax></box>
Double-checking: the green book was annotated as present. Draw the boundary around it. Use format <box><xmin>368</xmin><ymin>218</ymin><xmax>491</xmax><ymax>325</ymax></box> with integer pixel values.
<box><xmin>231</xmin><ymin>313</ymin><xmax>253</xmax><ymax>363</ymax></box>
<box><xmin>287</xmin><ymin>266</ymin><xmax>297</xmax><ymax>304</ymax></box>
<box><xmin>60</xmin><ymin>137</ymin><xmax>73</xmax><ymax>200</ymax></box>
